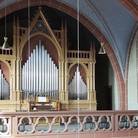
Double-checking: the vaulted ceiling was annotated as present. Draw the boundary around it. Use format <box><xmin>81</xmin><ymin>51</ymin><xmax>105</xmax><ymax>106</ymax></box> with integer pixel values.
<box><xmin>0</xmin><ymin>0</ymin><xmax>137</xmax><ymax>77</ymax></box>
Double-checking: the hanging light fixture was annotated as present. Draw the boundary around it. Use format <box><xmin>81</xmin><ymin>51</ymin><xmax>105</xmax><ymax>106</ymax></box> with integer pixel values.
<box><xmin>2</xmin><ymin>0</ymin><xmax>11</xmax><ymax>49</ymax></box>
<box><xmin>98</xmin><ymin>42</ymin><xmax>106</xmax><ymax>54</ymax></box>
<box><xmin>2</xmin><ymin>37</ymin><xmax>10</xmax><ymax>49</ymax></box>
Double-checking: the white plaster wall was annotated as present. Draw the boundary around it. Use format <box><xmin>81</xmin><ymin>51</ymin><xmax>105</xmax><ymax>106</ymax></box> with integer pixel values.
<box><xmin>108</xmin><ymin>64</ymin><xmax>119</xmax><ymax>110</ymax></box>
<box><xmin>113</xmin><ymin>76</ymin><xmax>119</xmax><ymax>110</ymax></box>
<box><xmin>128</xmin><ymin>33</ymin><xmax>138</xmax><ymax>110</ymax></box>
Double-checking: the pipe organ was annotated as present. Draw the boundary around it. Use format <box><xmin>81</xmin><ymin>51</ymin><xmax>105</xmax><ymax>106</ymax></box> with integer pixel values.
<box><xmin>0</xmin><ymin>69</ymin><xmax>10</xmax><ymax>100</ymax></box>
<box><xmin>0</xmin><ymin>8</ymin><xmax>97</xmax><ymax>111</ymax></box>
<box><xmin>69</xmin><ymin>67</ymin><xmax>87</xmax><ymax>100</ymax></box>
<box><xmin>22</xmin><ymin>40</ymin><xmax>59</xmax><ymax>100</ymax></box>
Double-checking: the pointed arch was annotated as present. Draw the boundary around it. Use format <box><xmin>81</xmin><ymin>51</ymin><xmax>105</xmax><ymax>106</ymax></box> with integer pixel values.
<box><xmin>68</xmin><ymin>63</ymin><xmax>88</xmax><ymax>84</ymax></box>
<box><xmin>0</xmin><ymin>60</ymin><xmax>10</xmax><ymax>83</ymax></box>
<box><xmin>68</xmin><ymin>64</ymin><xmax>87</xmax><ymax>100</ymax></box>
<box><xmin>0</xmin><ymin>0</ymin><xmax>125</xmax><ymax>109</ymax></box>
<box><xmin>21</xmin><ymin>33</ymin><xmax>63</xmax><ymax>65</ymax></box>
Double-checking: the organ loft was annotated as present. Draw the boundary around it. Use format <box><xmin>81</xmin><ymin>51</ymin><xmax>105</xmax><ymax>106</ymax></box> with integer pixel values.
<box><xmin>0</xmin><ymin>7</ymin><xmax>100</xmax><ymax>112</ymax></box>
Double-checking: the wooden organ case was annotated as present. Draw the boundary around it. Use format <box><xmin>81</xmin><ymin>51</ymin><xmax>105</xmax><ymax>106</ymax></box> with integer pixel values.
<box><xmin>0</xmin><ymin>8</ymin><xmax>96</xmax><ymax>112</ymax></box>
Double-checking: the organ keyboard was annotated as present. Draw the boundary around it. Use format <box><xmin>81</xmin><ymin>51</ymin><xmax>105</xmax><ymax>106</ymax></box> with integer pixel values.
<box><xmin>29</xmin><ymin>96</ymin><xmax>60</xmax><ymax>111</ymax></box>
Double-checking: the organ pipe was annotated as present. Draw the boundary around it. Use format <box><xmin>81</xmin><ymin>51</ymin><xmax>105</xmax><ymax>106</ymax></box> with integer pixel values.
<box><xmin>22</xmin><ymin>40</ymin><xmax>59</xmax><ymax>100</ymax></box>
<box><xmin>41</xmin><ymin>45</ymin><xmax>44</xmax><ymax>95</ymax></box>
<box><xmin>44</xmin><ymin>50</ymin><xmax>47</xmax><ymax>95</ymax></box>
<box><xmin>36</xmin><ymin>45</ymin><xmax>39</xmax><ymax>94</ymax></box>
<box><xmin>47</xmin><ymin>54</ymin><xmax>50</xmax><ymax>96</ymax></box>
<box><xmin>33</xmin><ymin>49</ymin><xmax>36</xmax><ymax>96</ymax></box>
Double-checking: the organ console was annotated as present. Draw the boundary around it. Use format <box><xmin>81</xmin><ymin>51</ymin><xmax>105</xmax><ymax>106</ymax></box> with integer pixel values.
<box><xmin>29</xmin><ymin>96</ymin><xmax>61</xmax><ymax>111</ymax></box>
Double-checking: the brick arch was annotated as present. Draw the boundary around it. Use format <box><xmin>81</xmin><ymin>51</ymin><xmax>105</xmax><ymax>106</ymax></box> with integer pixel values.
<box><xmin>0</xmin><ymin>0</ymin><xmax>125</xmax><ymax>110</ymax></box>
<box><xmin>121</xmin><ymin>0</ymin><xmax>138</xmax><ymax>21</ymax></box>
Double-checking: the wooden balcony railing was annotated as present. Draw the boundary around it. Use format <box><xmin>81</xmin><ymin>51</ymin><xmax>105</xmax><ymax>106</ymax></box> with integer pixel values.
<box><xmin>67</xmin><ymin>50</ymin><xmax>90</xmax><ymax>59</ymax></box>
<box><xmin>0</xmin><ymin>111</ymin><xmax>138</xmax><ymax>137</ymax></box>
<box><xmin>0</xmin><ymin>48</ymin><xmax>13</xmax><ymax>55</ymax></box>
